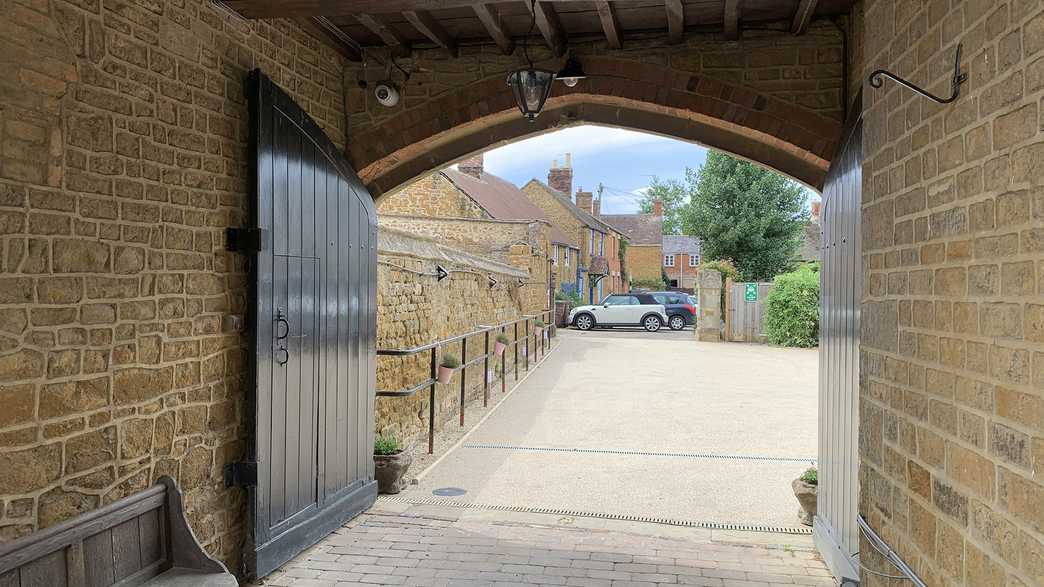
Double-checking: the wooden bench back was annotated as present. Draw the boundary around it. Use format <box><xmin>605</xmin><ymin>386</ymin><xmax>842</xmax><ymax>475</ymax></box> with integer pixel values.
<box><xmin>0</xmin><ymin>477</ymin><xmax>228</xmax><ymax>587</ymax></box>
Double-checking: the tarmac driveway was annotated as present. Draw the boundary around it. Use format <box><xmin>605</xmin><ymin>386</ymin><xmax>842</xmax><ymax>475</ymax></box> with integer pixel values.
<box><xmin>397</xmin><ymin>327</ymin><xmax>819</xmax><ymax>529</ymax></box>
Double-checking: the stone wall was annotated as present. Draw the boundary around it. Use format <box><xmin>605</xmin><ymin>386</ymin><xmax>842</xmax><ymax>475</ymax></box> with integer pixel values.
<box><xmin>858</xmin><ymin>1</ymin><xmax>1044</xmax><ymax>585</ymax></box>
<box><xmin>0</xmin><ymin>0</ymin><xmax>347</xmax><ymax>571</ymax></box>
<box><xmin>627</xmin><ymin>244</ymin><xmax>664</xmax><ymax>283</ymax></box>
<box><xmin>379</xmin><ymin>215</ymin><xmax>547</xmax><ymax>262</ymax></box>
<box><xmin>374</xmin><ymin>229</ymin><xmax>541</xmax><ymax>447</ymax></box>
<box><xmin>376</xmin><ymin>172</ymin><xmax>487</xmax><ymax>219</ymax></box>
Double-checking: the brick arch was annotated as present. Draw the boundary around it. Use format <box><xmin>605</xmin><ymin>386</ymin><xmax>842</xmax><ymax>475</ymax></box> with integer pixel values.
<box><xmin>351</xmin><ymin>56</ymin><xmax>843</xmax><ymax>197</ymax></box>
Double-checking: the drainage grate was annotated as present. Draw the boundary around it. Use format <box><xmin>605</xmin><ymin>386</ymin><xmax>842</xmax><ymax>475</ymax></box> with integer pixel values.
<box><xmin>462</xmin><ymin>443</ymin><xmax>816</xmax><ymax>464</ymax></box>
<box><xmin>379</xmin><ymin>495</ymin><xmax>813</xmax><ymax>535</ymax></box>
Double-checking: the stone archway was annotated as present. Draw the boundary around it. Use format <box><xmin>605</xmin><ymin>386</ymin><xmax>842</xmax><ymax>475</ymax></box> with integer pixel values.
<box><xmin>348</xmin><ymin>56</ymin><xmax>843</xmax><ymax>197</ymax></box>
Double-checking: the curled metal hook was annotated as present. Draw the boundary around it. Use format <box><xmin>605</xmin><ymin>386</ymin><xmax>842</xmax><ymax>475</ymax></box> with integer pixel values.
<box><xmin>869</xmin><ymin>43</ymin><xmax>967</xmax><ymax>104</ymax></box>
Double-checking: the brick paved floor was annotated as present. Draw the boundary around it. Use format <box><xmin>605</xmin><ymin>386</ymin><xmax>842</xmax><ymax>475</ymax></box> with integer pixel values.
<box><xmin>257</xmin><ymin>501</ymin><xmax>835</xmax><ymax>587</ymax></box>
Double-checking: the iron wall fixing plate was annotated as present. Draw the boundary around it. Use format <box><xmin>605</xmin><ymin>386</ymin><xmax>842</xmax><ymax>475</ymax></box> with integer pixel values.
<box><xmin>869</xmin><ymin>43</ymin><xmax>966</xmax><ymax>104</ymax></box>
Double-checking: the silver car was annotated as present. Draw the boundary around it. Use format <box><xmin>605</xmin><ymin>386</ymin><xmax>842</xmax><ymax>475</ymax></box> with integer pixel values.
<box><xmin>568</xmin><ymin>293</ymin><xmax>668</xmax><ymax>332</ymax></box>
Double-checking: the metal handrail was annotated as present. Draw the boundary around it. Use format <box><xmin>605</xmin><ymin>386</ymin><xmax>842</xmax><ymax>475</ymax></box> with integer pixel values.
<box><xmin>375</xmin><ymin>309</ymin><xmax>556</xmax><ymax>454</ymax></box>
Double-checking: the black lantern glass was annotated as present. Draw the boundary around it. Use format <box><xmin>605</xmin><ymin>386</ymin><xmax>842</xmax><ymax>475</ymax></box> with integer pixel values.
<box><xmin>507</xmin><ymin>68</ymin><xmax>556</xmax><ymax>121</ymax></box>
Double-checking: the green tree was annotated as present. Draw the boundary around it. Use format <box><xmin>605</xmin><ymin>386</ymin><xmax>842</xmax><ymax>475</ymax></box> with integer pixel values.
<box><xmin>680</xmin><ymin>152</ymin><xmax>808</xmax><ymax>281</ymax></box>
<box><xmin>638</xmin><ymin>176</ymin><xmax>687</xmax><ymax>235</ymax></box>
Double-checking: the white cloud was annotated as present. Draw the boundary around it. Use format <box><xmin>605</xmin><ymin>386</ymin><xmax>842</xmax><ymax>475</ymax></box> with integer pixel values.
<box><xmin>482</xmin><ymin>126</ymin><xmax>664</xmax><ymax>176</ymax></box>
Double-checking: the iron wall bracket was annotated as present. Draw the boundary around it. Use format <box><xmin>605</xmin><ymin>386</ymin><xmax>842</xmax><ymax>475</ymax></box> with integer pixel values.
<box><xmin>869</xmin><ymin>43</ymin><xmax>966</xmax><ymax>104</ymax></box>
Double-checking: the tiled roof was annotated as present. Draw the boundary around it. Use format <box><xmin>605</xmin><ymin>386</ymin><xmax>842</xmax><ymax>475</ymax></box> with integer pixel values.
<box><xmin>662</xmin><ymin>235</ymin><xmax>702</xmax><ymax>255</ymax></box>
<box><xmin>522</xmin><ymin>179</ymin><xmax>621</xmax><ymax>235</ymax></box>
<box><xmin>443</xmin><ymin>169</ymin><xmax>578</xmax><ymax>248</ymax></box>
<box><xmin>599</xmin><ymin>213</ymin><xmax>663</xmax><ymax>245</ymax></box>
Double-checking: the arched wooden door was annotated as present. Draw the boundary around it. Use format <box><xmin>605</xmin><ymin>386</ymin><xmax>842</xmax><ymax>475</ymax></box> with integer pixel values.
<box><xmin>236</xmin><ymin>69</ymin><xmax>377</xmax><ymax>579</ymax></box>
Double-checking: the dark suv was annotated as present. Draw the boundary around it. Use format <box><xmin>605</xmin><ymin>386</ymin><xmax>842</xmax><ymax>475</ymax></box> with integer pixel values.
<box><xmin>641</xmin><ymin>291</ymin><xmax>697</xmax><ymax>330</ymax></box>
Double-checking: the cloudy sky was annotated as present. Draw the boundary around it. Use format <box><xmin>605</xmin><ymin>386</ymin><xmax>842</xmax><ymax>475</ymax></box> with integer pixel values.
<box><xmin>480</xmin><ymin>125</ymin><xmax>709</xmax><ymax>214</ymax></box>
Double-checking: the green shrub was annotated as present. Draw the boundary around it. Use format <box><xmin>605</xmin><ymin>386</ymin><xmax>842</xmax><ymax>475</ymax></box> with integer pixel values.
<box><xmin>534</xmin><ymin>318</ymin><xmax>544</xmax><ymax>327</ymax></box>
<box><xmin>699</xmin><ymin>258</ymin><xmax>740</xmax><ymax>282</ymax></box>
<box><xmin>799</xmin><ymin>467</ymin><xmax>817</xmax><ymax>485</ymax></box>
<box><xmin>555</xmin><ymin>287</ymin><xmax>582</xmax><ymax>304</ymax></box>
<box><xmin>439</xmin><ymin>354</ymin><xmax>460</xmax><ymax>369</ymax></box>
<box><xmin>374</xmin><ymin>434</ymin><xmax>401</xmax><ymax>455</ymax></box>
<box><xmin>764</xmin><ymin>264</ymin><xmax>820</xmax><ymax>348</ymax></box>
<box><xmin>496</xmin><ymin>333</ymin><xmax>510</xmax><ymax>344</ymax></box>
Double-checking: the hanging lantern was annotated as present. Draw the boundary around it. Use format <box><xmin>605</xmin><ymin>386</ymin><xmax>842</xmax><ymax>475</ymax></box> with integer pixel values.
<box><xmin>507</xmin><ymin>68</ymin><xmax>556</xmax><ymax>121</ymax></box>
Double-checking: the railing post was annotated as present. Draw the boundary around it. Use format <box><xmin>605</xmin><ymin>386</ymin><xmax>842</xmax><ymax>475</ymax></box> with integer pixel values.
<box><xmin>513</xmin><ymin>321</ymin><xmax>519</xmax><ymax>381</ymax></box>
<box><xmin>459</xmin><ymin>337</ymin><xmax>467</xmax><ymax>427</ymax></box>
<box><xmin>524</xmin><ymin>318</ymin><xmax>530</xmax><ymax>372</ymax></box>
<box><xmin>501</xmin><ymin>326</ymin><xmax>506</xmax><ymax>394</ymax></box>
<box><xmin>483</xmin><ymin>330</ymin><xmax>490</xmax><ymax>407</ymax></box>
<box><xmin>428</xmin><ymin>347</ymin><xmax>436</xmax><ymax>455</ymax></box>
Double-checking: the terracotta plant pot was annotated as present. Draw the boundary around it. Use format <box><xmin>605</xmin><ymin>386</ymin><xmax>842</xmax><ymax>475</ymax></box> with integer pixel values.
<box><xmin>494</xmin><ymin>341</ymin><xmax>507</xmax><ymax>356</ymax></box>
<box><xmin>374</xmin><ymin>450</ymin><xmax>412</xmax><ymax>494</ymax></box>
<box><xmin>437</xmin><ymin>365</ymin><xmax>454</xmax><ymax>384</ymax></box>
<box><xmin>792</xmin><ymin>478</ymin><xmax>817</xmax><ymax>526</ymax></box>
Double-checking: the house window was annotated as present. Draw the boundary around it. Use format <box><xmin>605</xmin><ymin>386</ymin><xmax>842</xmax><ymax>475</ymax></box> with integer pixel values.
<box><xmin>688</xmin><ymin>254</ymin><xmax>699</xmax><ymax>267</ymax></box>
<box><xmin>588</xmin><ymin>230</ymin><xmax>595</xmax><ymax>255</ymax></box>
<box><xmin>599</xmin><ymin>233</ymin><xmax>605</xmax><ymax>255</ymax></box>
<box><xmin>565</xmin><ymin>250</ymin><xmax>571</xmax><ymax>266</ymax></box>
<box><xmin>664</xmin><ymin>255</ymin><xmax>675</xmax><ymax>267</ymax></box>
<box><xmin>553</xmin><ymin>245</ymin><xmax>559</xmax><ymax>264</ymax></box>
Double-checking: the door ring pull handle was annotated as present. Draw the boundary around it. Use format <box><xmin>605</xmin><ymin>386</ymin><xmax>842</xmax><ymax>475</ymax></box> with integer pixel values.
<box><xmin>276</xmin><ymin>313</ymin><xmax>290</xmax><ymax>340</ymax></box>
<box><xmin>276</xmin><ymin>346</ymin><xmax>289</xmax><ymax>366</ymax></box>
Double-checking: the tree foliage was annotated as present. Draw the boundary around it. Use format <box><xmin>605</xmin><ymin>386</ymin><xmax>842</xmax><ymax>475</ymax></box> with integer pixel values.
<box><xmin>638</xmin><ymin>176</ymin><xmax>687</xmax><ymax>235</ymax></box>
<box><xmin>680</xmin><ymin>152</ymin><xmax>808</xmax><ymax>281</ymax></box>
<box><xmin>764</xmin><ymin>264</ymin><xmax>820</xmax><ymax>348</ymax></box>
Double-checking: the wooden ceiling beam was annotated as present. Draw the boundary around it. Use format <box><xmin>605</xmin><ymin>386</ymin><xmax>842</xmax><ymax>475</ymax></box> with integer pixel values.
<box><xmin>665</xmin><ymin>0</ymin><xmax>683</xmax><ymax>44</ymax></box>
<box><xmin>355</xmin><ymin>13</ymin><xmax>410</xmax><ymax>53</ymax></box>
<box><xmin>723</xmin><ymin>0</ymin><xmax>741</xmax><ymax>40</ymax></box>
<box><xmin>790</xmin><ymin>0</ymin><xmax>819</xmax><ymax>35</ymax></box>
<box><xmin>227</xmin><ymin>1</ymin><xmax>693</xmax><ymax>19</ymax></box>
<box><xmin>473</xmin><ymin>4</ymin><xmax>515</xmax><ymax>55</ymax></box>
<box><xmin>403</xmin><ymin>9</ymin><xmax>458</xmax><ymax>56</ymax></box>
<box><xmin>294</xmin><ymin>16</ymin><xmax>363</xmax><ymax>61</ymax></box>
<box><xmin>595</xmin><ymin>1</ymin><xmax>622</xmax><ymax>49</ymax></box>
<box><xmin>527</xmin><ymin>1</ymin><xmax>567</xmax><ymax>56</ymax></box>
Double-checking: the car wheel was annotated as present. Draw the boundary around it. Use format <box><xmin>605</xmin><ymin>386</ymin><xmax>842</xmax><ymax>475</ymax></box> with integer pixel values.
<box><xmin>669</xmin><ymin>315</ymin><xmax>686</xmax><ymax>330</ymax></box>
<box><xmin>574</xmin><ymin>314</ymin><xmax>594</xmax><ymax>331</ymax></box>
<box><xmin>643</xmin><ymin>315</ymin><xmax>662</xmax><ymax>332</ymax></box>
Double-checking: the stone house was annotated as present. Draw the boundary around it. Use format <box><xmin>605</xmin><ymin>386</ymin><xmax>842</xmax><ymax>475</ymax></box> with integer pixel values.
<box><xmin>600</xmin><ymin>200</ymin><xmax>665</xmax><ymax>287</ymax></box>
<box><xmin>378</xmin><ymin>155</ymin><xmax>580</xmax><ymax>296</ymax></box>
<box><xmin>662</xmin><ymin>236</ymin><xmax>703</xmax><ymax>291</ymax></box>
<box><xmin>521</xmin><ymin>160</ymin><xmax>626</xmax><ymax>304</ymax></box>
<box><xmin>798</xmin><ymin>200</ymin><xmax>822</xmax><ymax>263</ymax></box>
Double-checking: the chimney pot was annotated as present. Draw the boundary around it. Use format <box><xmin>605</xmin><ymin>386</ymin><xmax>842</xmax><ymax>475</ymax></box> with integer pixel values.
<box><xmin>653</xmin><ymin>199</ymin><xmax>663</xmax><ymax>216</ymax></box>
<box><xmin>575</xmin><ymin>190</ymin><xmax>593</xmax><ymax>215</ymax></box>
<box><xmin>547</xmin><ymin>154</ymin><xmax>573</xmax><ymax>195</ymax></box>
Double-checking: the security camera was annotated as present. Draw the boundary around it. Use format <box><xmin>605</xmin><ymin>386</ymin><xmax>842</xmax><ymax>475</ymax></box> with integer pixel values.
<box><xmin>375</xmin><ymin>83</ymin><xmax>399</xmax><ymax>107</ymax></box>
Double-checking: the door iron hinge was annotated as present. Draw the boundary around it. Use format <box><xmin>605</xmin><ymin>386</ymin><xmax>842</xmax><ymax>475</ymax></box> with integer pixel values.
<box><xmin>224</xmin><ymin>461</ymin><xmax>258</xmax><ymax>487</ymax></box>
<box><xmin>226</xmin><ymin>227</ymin><xmax>264</xmax><ymax>252</ymax></box>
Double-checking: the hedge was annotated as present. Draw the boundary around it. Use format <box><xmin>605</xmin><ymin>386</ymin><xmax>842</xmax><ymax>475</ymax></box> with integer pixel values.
<box><xmin>764</xmin><ymin>264</ymin><xmax>820</xmax><ymax>347</ymax></box>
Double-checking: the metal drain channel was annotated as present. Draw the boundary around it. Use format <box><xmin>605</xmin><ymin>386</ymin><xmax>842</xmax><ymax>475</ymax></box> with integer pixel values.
<box><xmin>379</xmin><ymin>495</ymin><xmax>813</xmax><ymax>535</ymax></box>
<box><xmin>463</xmin><ymin>443</ymin><xmax>816</xmax><ymax>464</ymax></box>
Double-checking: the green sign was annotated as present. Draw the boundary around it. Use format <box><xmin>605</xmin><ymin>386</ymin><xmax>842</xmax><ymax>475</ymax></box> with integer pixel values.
<box><xmin>744</xmin><ymin>283</ymin><xmax>758</xmax><ymax>302</ymax></box>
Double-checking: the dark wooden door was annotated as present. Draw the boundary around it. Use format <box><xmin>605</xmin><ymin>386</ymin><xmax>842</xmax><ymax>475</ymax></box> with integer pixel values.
<box><xmin>245</xmin><ymin>69</ymin><xmax>377</xmax><ymax>579</ymax></box>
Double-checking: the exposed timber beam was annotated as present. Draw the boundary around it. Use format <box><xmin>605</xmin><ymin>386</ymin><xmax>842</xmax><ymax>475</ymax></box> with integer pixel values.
<box><xmin>595</xmin><ymin>1</ymin><xmax>621</xmax><ymax>49</ymax></box>
<box><xmin>295</xmin><ymin>16</ymin><xmax>363</xmax><ymax>61</ymax></box>
<box><xmin>790</xmin><ymin>0</ymin><xmax>819</xmax><ymax>35</ymax></box>
<box><xmin>355</xmin><ymin>13</ymin><xmax>410</xmax><ymax>54</ymax></box>
<box><xmin>403</xmin><ymin>10</ymin><xmax>458</xmax><ymax>56</ymax></box>
<box><xmin>665</xmin><ymin>0</ymin><xmax>683</xmax><ymax>44</ymax></box>
<box><xmin>227</xmin><ymin>1</ymin><xmax>650</xmax><ymax>19</ymax></box>
<box><xmin>723</xmin><ymin>0</ymin><xmax>741</xmax><ymax>40</ymax></box>
<box><xmin>473</xmin><ymin>4</ymin><xmax>515</xmax><ymax>55</ymax></box>
<box><xmin>527</xmin><ymin>1</ymin><xmax>567</xmax><ymax>56</ymax></box>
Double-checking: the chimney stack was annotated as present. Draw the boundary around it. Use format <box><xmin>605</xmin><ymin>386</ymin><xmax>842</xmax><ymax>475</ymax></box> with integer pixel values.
<box><xmin>459</xmin><ymin>153</ymin><xmax>483</xmax><ymax>178</ymax></box>
<box><xmin>548</xmin><ymin>152</ymin><xmax>573</xmax><ymax>195</ymax></box>
<box><xmin>592</xmin><ymin>197</ymin><xmax>601</xmax><ymax>217</ymax></box>
<box><xmin>575</xmin><ymin>188</ymin><xmax>593</xmax><ymax>215</ymax></box>
<box><xmin>653</xmin><ymin>199</ymin><xmax>663</xmax><ymax>216</ymax></box>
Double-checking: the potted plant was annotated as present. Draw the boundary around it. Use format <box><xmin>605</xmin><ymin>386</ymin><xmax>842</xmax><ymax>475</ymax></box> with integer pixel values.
<box><xmin>437</xmin><ymin>354</ymin><xmax>459</xmax><ymax>384</ymax></box>
<box><xmin>373</xmin><ymin>434</ymin><xmax>411</xmax><ymax>494</ymax></box>
<box><xmin>494</xmin><ymin>333</ymin><xmax>510</xmax><ymax>356</ymax></box>
<box><xmin>792</xmin><ymin>466</ymin><xmax>817</xmax><ymax>526</ymax></box>
<box><xmin>534</xmin><ymin>318</ymin><xmax>545</xmax><ymax>334</ymax></box>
